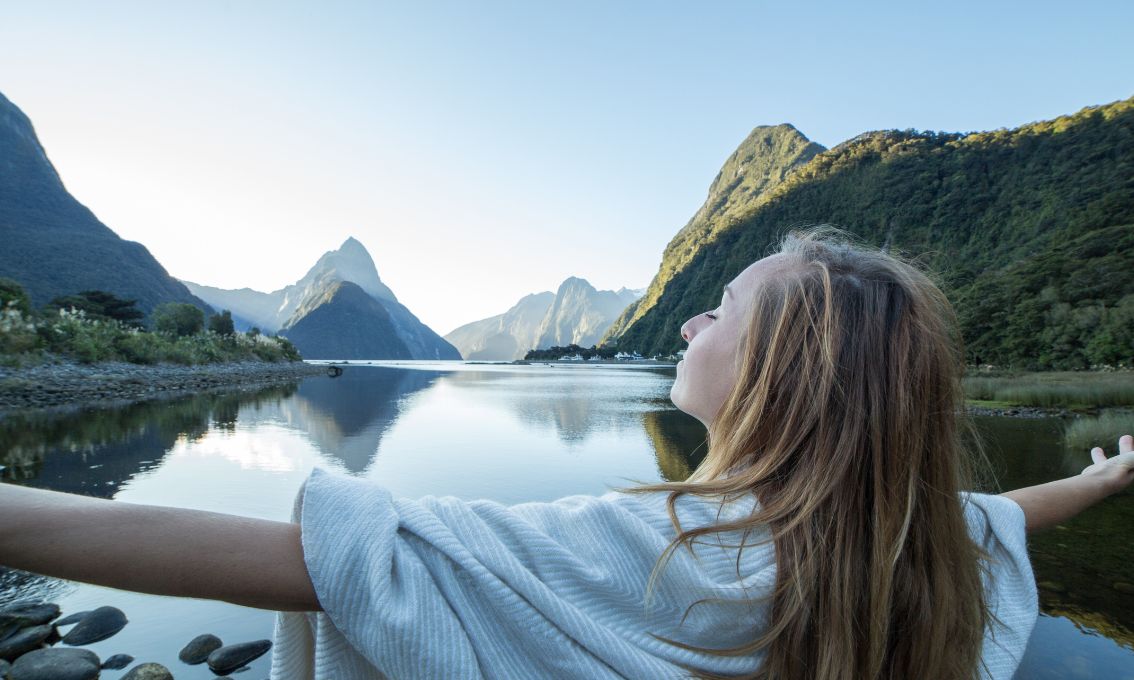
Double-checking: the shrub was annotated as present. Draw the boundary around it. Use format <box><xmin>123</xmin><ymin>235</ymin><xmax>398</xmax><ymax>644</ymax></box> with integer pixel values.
<box><xmin>0</xmin><ymin>278</ymin><xmax>31</xmax><ymax>315</ymax></box>
<box><xmin>208</xmin><ymin>310</ymin><xmax>235</xmax><ymax>336</ymax></box>
<box><xmin>153</xmin><ymin>303</ymin><xmax>205</xmax><ymax>337</ymax></box>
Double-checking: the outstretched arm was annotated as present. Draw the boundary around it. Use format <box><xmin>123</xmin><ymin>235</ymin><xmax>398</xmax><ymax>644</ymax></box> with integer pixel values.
<box><xmin>0</xmin><ymin>483</ymin><xmax>320</xmax><ymax>612</ymax></box>
<box><xmin>1002</xmin><ymin>434</ymin><xmax>1134</xmax><ymax>533</ymax></box>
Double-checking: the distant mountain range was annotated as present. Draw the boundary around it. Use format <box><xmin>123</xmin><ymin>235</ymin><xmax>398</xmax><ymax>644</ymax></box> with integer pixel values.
<box><xmin>184</xmin><ymin>238</ymin><xmax>460</xmax><ymax>361</ymax></box>
<box><xmin>0</xmin><ymin>91</ymin><xmax>208</xmax><ymax>315</ymax></box>
<box><xmin>604</xmin><ymin>98</ymin><xmax>1134</xmax><ymax>369</ymax></box>
<box><xmin>445</xmin><ymin>280</ymin><xmax>642</xmax><ymax>360</ymax></box>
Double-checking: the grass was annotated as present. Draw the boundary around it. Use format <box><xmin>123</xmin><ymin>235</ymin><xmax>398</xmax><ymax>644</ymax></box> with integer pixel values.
<box><xmin>1063</xmin><ymin>412</ymin><xmax>1134</xmax><ymax>452</ymax></box>
<box><xmin>0</xmin><ymin>306</ymin><xmax>302</xmax><ymax>366</ymax></box>
<box><xmin>963</xmin><ymin>371</ymin><xmax>1134</xmax><ymax>408</ymax></box>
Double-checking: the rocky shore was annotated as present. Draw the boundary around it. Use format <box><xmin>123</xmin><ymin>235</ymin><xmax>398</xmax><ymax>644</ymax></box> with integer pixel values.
<box><xmin>965</xmin><ymin>405</ymin><xmax>1074</xmax><ymax>419</ymax></box>
<box><xmin>0</xmin><ymin>360</ymin><xmax>327</xmax><ymax>415</ymax></box>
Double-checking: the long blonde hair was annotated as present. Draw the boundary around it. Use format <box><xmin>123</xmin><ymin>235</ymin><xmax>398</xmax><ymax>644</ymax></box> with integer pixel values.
<box><xmin>625</xmin><ymin>229</ymin><xmax>988</xmax><ymax>679</ymax></box>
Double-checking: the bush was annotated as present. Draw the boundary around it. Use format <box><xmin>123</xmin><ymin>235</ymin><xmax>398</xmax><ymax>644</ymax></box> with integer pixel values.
<box><xmin>0</xmin><ymin>278</ymin><xmax>31</xmax><ymax>315</ymax></box>
<box><xmin>208</xmin><ymin>310</ymin><xmax>235</xmax><ymax>336</ymax></box>
<box><xmin>153</xmin><ymin>303</ymin><xmax>205</xmax><ymax>337</ymax></box>
<box><xmin>48</xmin><ymin>290</ymin><xmax>144</xmax><ymax>327</ymax></box>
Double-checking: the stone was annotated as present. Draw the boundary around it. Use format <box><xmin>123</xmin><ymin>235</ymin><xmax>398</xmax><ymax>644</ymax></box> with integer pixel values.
<box><xmin>101</xmin><ymin>653</ymin><xmax>134</xmax><ymax>670</ymax></box>
<box><xmin>61</xmin><ymin>605</ymin><xmax>127</xmax><ymax>645</ymax></box>
<box><xmin>8</xmin><ymin>648</ymin><xmax>100</xmax><ymax>680</ymax></box>
<box><xmin>121</xmin><ymin>662</ymin><xmax>174</xmax><ymax>680</ymax></box>
<box><xmin>1113</xmin><ymin>582</ymin><xmax>1134</xmax><ymax>595</ymax></box>
<box><xmin>178</xmin><ymin>632</ymin><xmax>223</xmax><ymax>664</ymax></box>
<box><xmin>206</xmin><ymin>639</ymin><xmax>273</xmax><ymax>674</ymax></box>
<box><xmin>0</xmin><ymin>658</ymin><xmax>9</xmax><ymax>678</ymax></box>
<box><xmin>0</xmin><ymin>625</ymin><xmax>52</xmax><ymax>662</ymax></box>
<box><xmin>1038</xmin><ymin>580</ymin><xmax>1066</xmax><ymax>594</ymax></box>
<box><xmin>0</xmin><ymin>604</ymin><xmax>59</xmax><ymax>641</ymax></box>
<box><xmin>52</xmin><ymin>612</ymin><xmax>90</xmax><ymax>628</ymax></box>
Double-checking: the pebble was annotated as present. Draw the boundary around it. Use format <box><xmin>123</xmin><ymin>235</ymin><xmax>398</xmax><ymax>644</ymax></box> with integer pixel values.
<box><xmin>0</xmin><ymin>659</ymin><xmax>9</xmax><ymax>677</ymax></box>
<box><xmin>101</xmin><ymin>653</ymin><xmax>134</xmax><ymax>670</ymax></box>
<box><xmin>0</xmin><ymin>360</ymin><xmax>326</xmax><ymax>413</ymax></box>
<box><xmin>61</xmin><ymin>606</ymin><xmax>127</xmax><ymax>646</ymax></box>
<box><xmin>1113</xmin><ymin>582</ymin><xmax>1134</xmax><ymax>595</ymax></box>
<box><xmin>0</xmin><ymin>604</ymin><xmax>60</xmax><ymax>631</ymax></box>
<box><xmin>52</xmin><ymin>612</ymin><xmax>90</xmax><ymax>628</ymax></box>
<box><xmin>178</xmin><ymin>632</ymin><xmax>223</xmax><ymax>664</ymax></box>
<box><xmin>207</xmin><ymin>639</ymin><xmax>273</xmax><ymax>674</ymax></box>
<box><xmin>0</xmin><ymin>625</ymin><xmax>53</xmax><ymax>662</ymax></box>
<box><xmin>121</xmin><ymin>662</ymin><xmax>174</xmax><ymax>680</ymax></box>
<box><xmin>8</xmin><ymin>648</ymin><xmax>100</xmax><ymax>680</ymax></box>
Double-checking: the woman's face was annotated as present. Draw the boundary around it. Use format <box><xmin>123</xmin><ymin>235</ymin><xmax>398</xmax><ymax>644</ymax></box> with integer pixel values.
<box><xmin>670</xmin><ymin>255</ymin><xmax>786</xmax><ymax>427</ymax></box>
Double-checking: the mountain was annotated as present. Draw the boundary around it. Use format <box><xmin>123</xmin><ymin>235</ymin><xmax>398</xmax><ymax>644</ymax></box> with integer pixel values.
<box><xmin>602</xmin><ymin>124</ymin><xmax>825</xmax><ymax>342</ymax></box>
<box><xmin>0</xmin><ymin>90</ymin><xmax>207</xmax><ymax>315</ymax></box>
<box><xmin>444</xmin><ymin>280</ymin><xmax>642</xmax><ymax>360</ymax></box>
<box><xmin>444</xmin><ymin>292</ymin><xmax>556</xmax><ymax>361</ymax></box>
<box><xmin>606</xmin><ymin>98</ymin><xmax>1134</xmax><ymax>370</ymax></box>
<box><xmin>185</xmin><ymin>238</ymin><xmax>460</xmax><ymax>360</ymax></box>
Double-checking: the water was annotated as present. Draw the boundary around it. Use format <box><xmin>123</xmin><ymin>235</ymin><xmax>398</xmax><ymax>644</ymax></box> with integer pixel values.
<box><xmin>1</xmin><ymin>362</ymin><xmax>1131</xmax><ymax>678</ymax></box>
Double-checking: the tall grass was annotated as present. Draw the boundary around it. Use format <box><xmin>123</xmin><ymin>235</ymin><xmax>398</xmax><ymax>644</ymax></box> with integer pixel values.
<box><xmin>1063</xmin><ymin>412</ymin><xmax>1134</xmax><ymax>453</ymax></box>
<box><xmin>963</xmin><ymin>372</ymin><xmax>1134</xmax><ymax>407</ymax></box>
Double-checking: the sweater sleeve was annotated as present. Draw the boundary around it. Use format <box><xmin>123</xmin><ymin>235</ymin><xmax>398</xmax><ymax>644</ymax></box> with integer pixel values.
<box><xmin>273</xmin><ymin>468</ymin><xmax>772</xmax><ymax>680</ymax></box>
<box><xmin>960</xmin><ymin>492</ymin><xmax>1039</xmax><ymax>679</ymax></box>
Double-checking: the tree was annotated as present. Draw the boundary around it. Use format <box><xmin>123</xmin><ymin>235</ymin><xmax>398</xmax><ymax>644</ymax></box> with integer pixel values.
<box><xmin>153</xmin><ymin>303</ymin><xmax>205</xmax><ymax>337</ymax></box>
<box><xmin>49</xmin><ymin>290</ymin><xmax>144</xmax><ymax>326</ymax></box>
<box><xmin>208</xmin><ymin>310</ymin><xmax>235</xmax><ymax>336</ymax></box>
<box><xmin>0</xmin><ymin>277</ymin><xmax>31</xmax><ymax>315</ymax></box>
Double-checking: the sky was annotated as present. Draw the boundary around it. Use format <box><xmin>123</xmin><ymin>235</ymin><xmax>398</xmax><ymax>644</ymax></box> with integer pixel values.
<box><xmin>1</xmin><ymin>1</ymin><xmax>1131</xmax><ymax>335</ymax></box>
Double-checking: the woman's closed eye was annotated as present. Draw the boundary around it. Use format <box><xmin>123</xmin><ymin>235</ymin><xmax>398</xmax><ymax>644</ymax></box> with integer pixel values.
<box><xmin>704</xmin><ymin>310</ymin><xmax>718</xmax><ymax>320</ymax></box>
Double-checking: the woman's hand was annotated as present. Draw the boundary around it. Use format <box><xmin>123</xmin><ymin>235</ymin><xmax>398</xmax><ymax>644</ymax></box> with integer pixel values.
<box><xmin>1081</xmin><ymin>434</ymin><xmax>1134</xmax><ymax>494</ymax></box>
<box><xmin>1001</xmin><ymin>434</ymin><xmax>1132</xmax><ymax>533</ymax></box>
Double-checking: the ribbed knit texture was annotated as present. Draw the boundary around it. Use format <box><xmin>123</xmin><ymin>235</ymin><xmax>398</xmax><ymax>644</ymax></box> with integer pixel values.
<box><xmin>271</xmin><ymin>468</ymin><xmax>1036</xmax><ymax>679</ymax></box>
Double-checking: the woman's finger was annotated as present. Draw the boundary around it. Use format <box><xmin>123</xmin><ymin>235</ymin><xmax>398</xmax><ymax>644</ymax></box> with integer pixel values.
<box><xmin>1091</xmin><ymin>447</ymin><xmax>1108</xmax><ymax>465</ymax></box>
<box><xmin>1120</xmin><ymin>434</ymin><xmax>1133</xmax><ymax>454</ymax></box>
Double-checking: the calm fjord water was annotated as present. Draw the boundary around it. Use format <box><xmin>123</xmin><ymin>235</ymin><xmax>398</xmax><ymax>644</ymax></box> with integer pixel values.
<box><xmin>1</xmin><ymin>362</ymin><xmax>1131</xmax><ymax>678</ymax></box>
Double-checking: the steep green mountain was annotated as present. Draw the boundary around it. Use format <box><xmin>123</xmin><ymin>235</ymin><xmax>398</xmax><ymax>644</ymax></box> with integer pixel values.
<box><xmin>0</xmin><ymin>91</ymin><xmax>208</xmax><ymax>315</ymax></box>
<box><xmin>609</xmin><ymin>98</ymin><xmax>1134</xmax><ymax>369</ymax></box>
<box><xmin>603</xmin><ymin>124</ymin><xmax>825</xmax><ymax>340</ymax></box>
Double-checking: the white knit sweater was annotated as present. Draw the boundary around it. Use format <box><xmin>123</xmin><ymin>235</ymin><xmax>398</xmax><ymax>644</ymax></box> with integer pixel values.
<box><xmin>270</xmin><ymin>468</ymin><xmax>1037</xmax><ymax>679</ymax></box>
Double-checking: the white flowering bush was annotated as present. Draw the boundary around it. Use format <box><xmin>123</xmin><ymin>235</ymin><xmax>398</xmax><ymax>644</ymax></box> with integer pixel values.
<box><xmin>0</xmin><ymin>302</ymin><xmax>43</xmax><ymax>358</ymax></box>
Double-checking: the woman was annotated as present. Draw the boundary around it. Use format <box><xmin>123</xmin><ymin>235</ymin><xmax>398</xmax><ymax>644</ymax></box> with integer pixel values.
<box><xmin>1</xmin><ymin>230</ymin><xmax>1131</xmax><ymax>680</ymax></box>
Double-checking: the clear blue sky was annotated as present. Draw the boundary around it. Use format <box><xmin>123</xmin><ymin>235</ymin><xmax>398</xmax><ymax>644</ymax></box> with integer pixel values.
<box><xmin>2</xmin><ymin>1</ymin><xmax>1131</xmax><ymax>334</ymax></box>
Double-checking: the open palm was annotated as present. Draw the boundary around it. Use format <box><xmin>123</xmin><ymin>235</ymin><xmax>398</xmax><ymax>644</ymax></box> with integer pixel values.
<box><xmin>1082</xmin><ymin>434</ymin><xmax>1134</xmax><ymax>493</ymax></box>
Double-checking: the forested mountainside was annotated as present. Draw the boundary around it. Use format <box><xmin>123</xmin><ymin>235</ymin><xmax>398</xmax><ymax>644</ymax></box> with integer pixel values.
<box><xmin>608</xmin><ymin>97</ymin><xmax>1134</xmax><ymax>369</ymax></box>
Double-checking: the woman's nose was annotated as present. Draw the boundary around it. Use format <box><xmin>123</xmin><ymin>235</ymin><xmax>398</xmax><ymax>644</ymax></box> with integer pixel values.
<box><xmin>680</xmin><ymin>317</ymin><xmax>697</xmax><ymax>342</ymax></box>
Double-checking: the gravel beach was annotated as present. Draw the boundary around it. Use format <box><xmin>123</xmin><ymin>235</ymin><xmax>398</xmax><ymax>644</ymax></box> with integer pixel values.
<box><xmin>0</xmin><ymin>360</ymin><xmax>327</xmax><ymax>415</ymax></box>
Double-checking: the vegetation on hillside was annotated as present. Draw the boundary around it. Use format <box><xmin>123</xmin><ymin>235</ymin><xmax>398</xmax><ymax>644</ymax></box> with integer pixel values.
<box><xmin>524</xmin><ymin>344</ymin><xmax>618</xmax><ymax>361</ymax></box>
<box><xmin>0</xmin><ymin>282</ymin><xmax>301</xmax><ymax>366</ymax></box>
<box><xmin>610</xmin><ymin>97</ymin><xmax>1134</xmax><ymax>370</ymax></box>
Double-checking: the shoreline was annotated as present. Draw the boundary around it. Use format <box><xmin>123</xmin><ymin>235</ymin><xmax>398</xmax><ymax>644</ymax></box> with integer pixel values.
<box><xmin>0</xmin><ymin>360</ymin><xmax>327</xmax><ymax>416</ymax></box>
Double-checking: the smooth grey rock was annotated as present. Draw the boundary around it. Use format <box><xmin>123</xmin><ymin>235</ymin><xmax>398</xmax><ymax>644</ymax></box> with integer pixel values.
<box><xmin>206</xmin><ymin>639</ymin><xmax>272</xmax><ymax>674</ymax></box>
<box><xmin>0</xmin><ymin>604</ymin><xmax>59</xmax><ymax>641</ymax></box>
<box><xmin>52</xmin><ymin>611</ymin><xmax>90</xmax><ymax>628</ymax></box>
<box><xmin>61</xmin><ymin>605</ymin><xmax>127</xmax><ymax>645</ymax></box>
<box><xmin>121</xmin><ymin>662</ymin><xmax>173</xmax><ymax>680</ymax></box>
<box><xmin>0</xmin><ymin>625</ymin><xmax>52</xmax><ymax>662</ymax></box>
<box><xmin>101</xmin><ymin>653</ymin><xmax>134</xmax><ymax>669</ymax></box>
<box><xmin>9</xmin><ymin>648</ymin><xmax>100</xmax><ymax>680</ymax></box>
<box><xmin>178</xmin><ymin>632</ymin><xmax>222</xmax><ymax>664</ymax></box>
<box><xmin>0</xmin><ymin>658</ymin><xmax>10</xmax><ymax>678</ymax></box>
